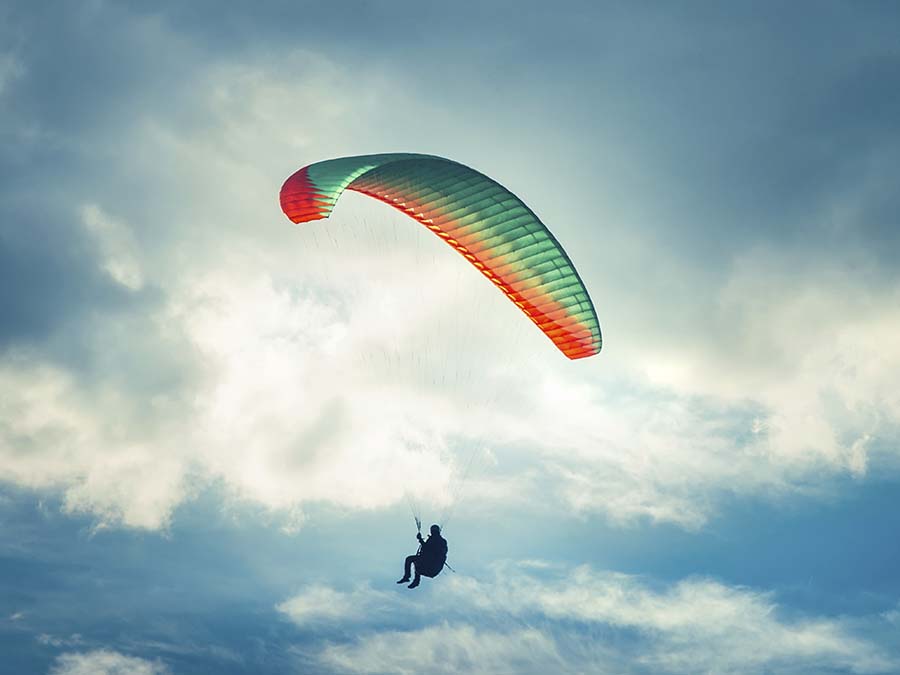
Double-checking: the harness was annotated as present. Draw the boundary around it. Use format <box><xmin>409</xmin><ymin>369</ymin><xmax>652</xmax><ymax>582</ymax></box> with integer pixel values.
<box><xmin>414</xmin><ymin>518</ymin><xmax>455</xmax><ymax>574</ymax></box>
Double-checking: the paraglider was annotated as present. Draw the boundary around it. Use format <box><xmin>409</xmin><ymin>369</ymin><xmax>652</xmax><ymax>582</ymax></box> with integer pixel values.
<box><xmin>397</xmin><ymin>523</ymin><xmax>448</xmax><ymax>589</ymax></box>
<box><xmin>279</xmin><ymin>153</ymin><xmax>601</xmax><ymax>587</ymax></box>
<box><xmin>279</xmin><ymin>153</ymin><xmax>602</xmax><ymax>359</ymax></box>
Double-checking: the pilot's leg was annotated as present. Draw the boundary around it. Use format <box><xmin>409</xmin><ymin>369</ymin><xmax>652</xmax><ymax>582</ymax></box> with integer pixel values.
<box><xmin>397</xmin><ymin>555</ymin><xmax>417</xmax><ymax>583</ymax></box>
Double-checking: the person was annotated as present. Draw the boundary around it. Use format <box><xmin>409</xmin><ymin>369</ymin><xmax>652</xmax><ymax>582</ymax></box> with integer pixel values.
<box><xmin>397</xmin><ymin>524</ymin><xmax>448</xmax><ymax>589</ymax></box>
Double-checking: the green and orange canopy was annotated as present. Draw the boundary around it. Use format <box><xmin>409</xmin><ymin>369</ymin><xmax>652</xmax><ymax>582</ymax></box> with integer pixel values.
<box><xmin>280</xmin><ymin>153</ymin><xmax>601</xmax><ymax>360</ymax></box>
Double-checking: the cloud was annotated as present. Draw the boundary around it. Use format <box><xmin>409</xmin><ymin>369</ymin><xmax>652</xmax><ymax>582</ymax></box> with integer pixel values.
<box><xmin>3</xmin><ymin>0</ymin><xmax>900</xmax><ymax>536</ymax></box>
<box><xmin>321</xmin><ymin>624</ymin><xmax>569</xmax><ymax>675</ymax></box>
<box><xmin>0</xmin><ymin>361</ymin><xmax>186</xmax><ymax>529</ymax></box>
<box><xmin>0</xmin><ymin>34</ymin><xmax>471</xmax><ymax>528</ymax></box>
<box><xmin>291</xmin><ymin>563</ymin><xmax>898</xmax><ymax>675</ymax></box>
<box><xmin>463</xmin><ymin>565</ymin><xmax>896</xmax><ymax>674</ymax></box>
<box><xmin>50</xmin><ymin>649</ymin><xmax>170</xmax><ymax>675</ymax></box>
<box><xmin>0</xmin><ymin>38</ymin><xmax>549</xmax><ymax>529</ymax></box>
<box><xmin>37</xmin><ymin>633</ymin><xmax>84</xmax><ymax>648</ymax></box>
<box><xmin>80</xmin><ymin>204</ymin><xmax>145</xmax><ymax>291</ymax></box>
<box><xmin>1</xmin><ymin>197</ymin><xmax>507</xmax><ymax>528</ymax></box>
<box><xmin>492</xmin><ymin>242</ymin><xmax>900</xmax><ymax>528</ymax></box>
<box><xmin>277</xmin><ymin>584</ymin><xmax>395</xmax><ymax>626</ymax></box>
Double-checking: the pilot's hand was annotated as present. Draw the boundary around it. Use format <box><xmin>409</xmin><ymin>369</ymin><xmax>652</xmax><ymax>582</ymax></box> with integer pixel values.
<box><xmin>417</xmin><ymin>533</ymin><xmax>424</xmax><ymax>541</ymax></box>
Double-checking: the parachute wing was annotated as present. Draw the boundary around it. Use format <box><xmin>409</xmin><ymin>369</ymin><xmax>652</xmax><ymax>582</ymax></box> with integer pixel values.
<box><xmin>279</xmin><ymin>153</ymin><xmax>601</xmax><ymax>359</ymax></box>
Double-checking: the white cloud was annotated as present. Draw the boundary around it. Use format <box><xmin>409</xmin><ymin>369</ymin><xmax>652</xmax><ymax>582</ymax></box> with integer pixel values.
<box><xmin>883</xmin><ymin>604</ymin><xmax>900</xmax><ymax>626</ymax></box>
<box><xmin>488</xmin><ymin>246</ymin><xmax>900</xmax><ymax>527</ymax></box>
<box><xmin>471</xmin><ymin>566</ymin><xmax>895</xmax><ymax>674</ymax></box>
<box><xmin>277</xmin><ymin>584</ymin><xmax>396</xmax><ymax>626</ymax></box>
<box><xmin>320</xmin><ymin>624</ymin><xmax>572</xmax><ymax>675</ymax></box>
<box><xmin>81</xmin><ymin>204</ymin><xmax>145</xmax><ymax>291</ymax></box>
<box><xmin>50</xmin><ymin>649</ymin><xmax>169</xmax><ymax>675</ymax></box>
<box><xmin>37</xmin><ymin>634</ymin><xmax>84</xmax><ymax>648</ymax></box>
<box><xmin>4</xmin><ymin>9</ymin><xmax>900</xmax><ymax>535</ymax></box>
<box><xmin>291</xmin><ymin>564</ymin><xmax>898</xmax><ymax>675</ymax></box>
<box><xmin>0</xmin><ymin>362</ymin><xmax>191</xmax><ymax>529</ymax></box>
<box><xmin>0</xmin><ymin>47</ymin><xmax>476</xmax><ymax>529</ymax></box>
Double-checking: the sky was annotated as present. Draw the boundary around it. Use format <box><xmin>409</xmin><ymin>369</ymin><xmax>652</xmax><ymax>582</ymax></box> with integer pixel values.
<box><xmin>2</xmin><ymin>1</ymin><xmax>900</xmax><ymax>673</ymax></box>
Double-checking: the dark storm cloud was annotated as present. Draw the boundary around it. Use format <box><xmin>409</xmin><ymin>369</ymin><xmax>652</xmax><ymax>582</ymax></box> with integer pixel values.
<box><xmin>0</xmin><ymin>3</ymin><xmax>207</xmax><ymax>379</ymax></box>
<box><xmin>530</xmin><ymin>3</ymin><xmax>900</xmax><ymax>266</ymax></box>
<box><xmin>0</xmin><ymin>203</ymin><xmax>129</xmax><ymax>347</ymax></box>
<box><xmin>0</xmin><ymin>5</ymin><xmax>156</xmax><ymax>353</ymax></box>
<box><xmin>4</xmin><ymin>0</ymin><xmax>900</xmax><ymax>312</ymax></box>
<box><xmin>108</xmin><ymin>0</ymin><xmax>900</xmax><ymax>243</ymax></box>
<box><xmin>3</xmin><ymin>2</ymin><xmax>192</xmax><ymax>136</ymax></box>
<box><xmin>0</xmin><ymin>173</ymin><xmax>182</xmax><ymax>387</ymax></box>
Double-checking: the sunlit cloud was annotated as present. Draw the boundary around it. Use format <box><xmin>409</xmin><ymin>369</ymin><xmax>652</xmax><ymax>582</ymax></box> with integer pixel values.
<box><xmin>2</xmin><ymin>0</ymin><xmax>899</xmax><ymax>539</ymax></box>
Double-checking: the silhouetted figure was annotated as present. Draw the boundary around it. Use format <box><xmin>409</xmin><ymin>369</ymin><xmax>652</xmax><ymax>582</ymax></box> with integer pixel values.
<box><xmin>397</xmin><ymin>524</ymin><xmax>448</xmax><ymax>589</ymax></box>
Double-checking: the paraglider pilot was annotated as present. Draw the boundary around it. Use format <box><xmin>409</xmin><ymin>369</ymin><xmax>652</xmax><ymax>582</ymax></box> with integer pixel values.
<box><xmin>398</xmin><ymin>524</ymin><xmax>448</xmax><ymax>589</ymax></box>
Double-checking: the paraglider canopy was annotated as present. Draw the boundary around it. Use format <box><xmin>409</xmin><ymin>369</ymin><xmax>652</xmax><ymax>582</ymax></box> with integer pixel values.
<box><xmin>280</xmin><ymin>153</ymin><xmax>601</xmax><ymax>360</ymax></box>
